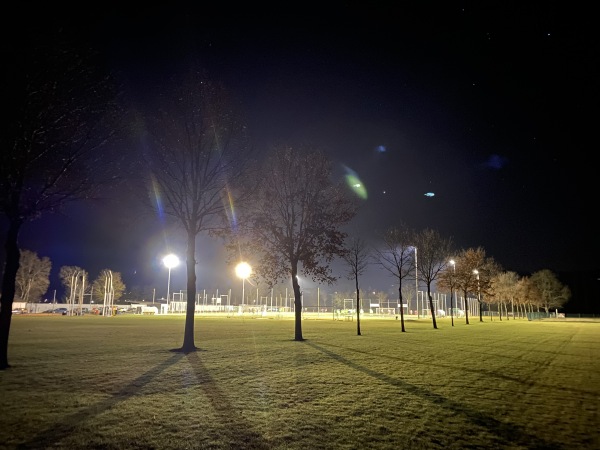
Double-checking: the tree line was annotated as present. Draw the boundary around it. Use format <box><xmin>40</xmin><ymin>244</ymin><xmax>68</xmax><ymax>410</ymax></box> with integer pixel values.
<box><xmin>338</xmin><ymin>229</ymin><xmax>570</xmax><ymax>336</ymax></box>
<box><xmin>13</xmin><ymin>249</ymin><xmax>126</xmax><ymax>305</ymax></box>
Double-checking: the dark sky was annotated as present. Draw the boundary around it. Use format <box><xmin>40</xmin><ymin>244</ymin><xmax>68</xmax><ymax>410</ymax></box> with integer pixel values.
<box><xmin>6</xmin><ymin>3</ymin><xmax>597</xmax><ymax>300</ymax></box>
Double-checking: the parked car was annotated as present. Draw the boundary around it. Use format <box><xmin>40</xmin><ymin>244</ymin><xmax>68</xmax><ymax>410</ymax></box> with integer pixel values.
<box><xmin>11</xmin><ymin>308</ymin><xmax>27</xmax><ymax>314</ymax></box>
<box><xmin>48</xmin><ymin>307</ymin><xmax>68</xmax><ymax>315</ymax></box>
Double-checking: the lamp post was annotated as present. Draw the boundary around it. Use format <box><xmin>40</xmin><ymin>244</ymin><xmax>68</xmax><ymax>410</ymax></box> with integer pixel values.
<box><xmin>163</xmin><ymin>254</ymin><xmax>180</xmax><ymax>312</ymax></box>
<box><xmin>414</xmin><ymin>246</ymin><xmax>419</xmax><ymax>318</ymax></box>
<box><xmin>473</xmin><ymin>269</ymin><xmax>481</xmax><ymax>321</ymax></box>
<box><xmin>235</xmin><ymin>262</ymin><xmax>252</xmax><ymax>310</ymax></box>
<box><xmin>449</xmin><ymin>260</ymin><xmax>456</xmax><ymax>327</ymax></box>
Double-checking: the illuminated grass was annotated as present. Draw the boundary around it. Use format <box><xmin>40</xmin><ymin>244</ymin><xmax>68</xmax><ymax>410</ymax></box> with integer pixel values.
<box><xmin>1</xmin><ymin>315</ymin><xmax>598</xmax><ymax>449</ymax></box>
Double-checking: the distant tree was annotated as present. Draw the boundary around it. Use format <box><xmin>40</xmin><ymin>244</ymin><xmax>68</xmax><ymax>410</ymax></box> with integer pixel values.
<box><xmin>92</xmin><ymin>270</ymin><xmax>126</xmax><ymax>302</ymax></box>
<box><xmin>342</xmin><ymin>237</ymin><xmax>370</xmax><ymax>336</ymax></box>
<box><xmin>490</xmin><ymin>271</ymin><xmax>520</xmax><ymax>320</ymax></box>
<box><xmin>437</xmin><ymin>258</ymin><xmax>458</xmax><ymax>326</ymax></box>
<box><xmin>413</xmin><ymin>229</ymin><xmax>454</xmax><ymax>329</ymax></box>
<box><xmin>15</xmin><ymin>250</ymin><xmax>51</xmax><ymax>303</ymax></box>
<box><xmin>0</xmin><ymin>29</ymin><xmax>122</xmax><ymax>369</ymax></box>
<box><xmin>59</xmin><ymin>266</ymin><xmax>90</xmax><ymax>314</ymax></box>
<box><xmin>331</xmin><ymin>291</ymin><xmax>353</xmax><ymax>312</ymax></box>
<box><xmin>515</xmin><ymin>276</ymin><xmax>539</xmax><ymax>316</ymax></box>
<box><xmin>450</xmin><ymin>247</ymin><xmax>501</xmax><ymax>323</ymax></box>
<box><xmin>231</xmin><ymin>144</ymin><xmax>357</xmax><ymax>341</ymax></box>
<box><xmin>530</xmin><ymin>269</ymin><xmax>571</xmax><ymax>314</ymax></box>
<box><xmin>141</xmin><ymin>69</ymin><xmax>251</xmax><ymax>353</ymax></box>
<box><xmin>512</xmin><ymin>276</ymin><xmax>529</xmax><ymax>318</ymax></box>
<box><xmin>372</xmin><ymin>225</ymin><xmax>414</xmax><ymax>332</ymax></box>
<box><xmin>475</xmin><ymin>258</ymin><xmax>502</xmax><ymax>322</ymax></box>
<box><xmin>373</xmin><ymin>290</ymin><xmax>389</xmax><ymax>308</ymax></box>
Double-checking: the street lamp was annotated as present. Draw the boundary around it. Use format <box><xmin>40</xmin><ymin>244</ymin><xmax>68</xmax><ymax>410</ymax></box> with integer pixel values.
<box><xmin>163</xmin><ymin>254</ymin><xmax>180</xmax><ymax>310</ymax></box>
<box><xmin>235</xmin><ymin>262</ymin><xmax>252</xmax><ymax>308</ymax></box>
<box><xmin>473</xmin><ymin>269</ymin><xmax>481</xmax><ymax>320</ymax></box>
<box><xmin>449</xmin><ymin>259</ymin><xmax>456</xmax><ymax>327</ymax></box>
<box><xmin>414</xmin><ymin>246</ymin><xmax>419</xmax><ymax>318</ymax></box>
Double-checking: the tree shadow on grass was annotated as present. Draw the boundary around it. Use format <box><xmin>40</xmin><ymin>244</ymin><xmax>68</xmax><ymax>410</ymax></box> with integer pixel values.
<box><xmin>315</xmin><ymin>341</ymin><xmax>593</xmax><ymax>398</ymax></box>
<box><xmin>17</xmin><ymin>351</ymin><xmax>185</xmax><ymax>449</ymax></box>
<box><xmin>185</xmin><ymin>351</ymin><xmax>271</xmax><ymax>450</ymax></box>
<box><xmin>305</xmin><ymin>341</ymin><xmax>565</xmax><ymax>450</ymax></box>
<box><xmin>17</xmin><ymin>349</ymin><xmax>271</xmax><ymax>449</ymax></box>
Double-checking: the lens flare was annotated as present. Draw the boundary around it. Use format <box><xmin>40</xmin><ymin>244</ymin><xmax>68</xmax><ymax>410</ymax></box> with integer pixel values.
<box><xmin>343</xmin><ymin>165</ymin><xmax>368</xmax><ymax>199</ymax></box>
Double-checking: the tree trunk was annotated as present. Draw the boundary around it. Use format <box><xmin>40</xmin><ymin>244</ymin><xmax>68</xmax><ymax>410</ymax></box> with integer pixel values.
<box><xmin>398</xmin><ymin>285</ymin><xmax>405</xmax><ymax>332</ymax></box>
<box><xmin>355</xmin><ymin>277</ymin><xmax>361</xmax><ymax>336</ymax></box>
<box><xmin>292</xmin><ymin>266</ymin><xmax>303</xmax><ymax>341</ymax></box>
<box><xmin>0</xmin><ymin>218</ymin><xmax>23</xmax><ymax>370</ymax></box>
<box><xmin>464</xmin><ymin>290</ymin><xmax>470</xmax><ymax>325</ymax></box>
<box><xmin>180</xmin><ymin>230</ymin><xmax>198</xmax><ymax>352</ymax></box>
<box><xmin>450</xmin><ymin>288</ymin><xmax>454</xmax><ymax>327</ymax></box>
<box><xmin>427</xmin><ymin>287</ymin><xmax>437</xmax><ymax>329</ymax></box>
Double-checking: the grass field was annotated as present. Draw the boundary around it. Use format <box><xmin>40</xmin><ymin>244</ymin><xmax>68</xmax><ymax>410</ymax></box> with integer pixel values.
<box><xmin>1</xmin><ymin>314</ymin><xmax>598</xmax><ymax>449</ymax></box>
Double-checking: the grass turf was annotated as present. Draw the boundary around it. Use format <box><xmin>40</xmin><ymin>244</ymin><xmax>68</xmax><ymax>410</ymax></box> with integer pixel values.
<box><xmin>1</xmin><ymin>314</ymin><xmax>598</xmax><ymax>449</ymax></box>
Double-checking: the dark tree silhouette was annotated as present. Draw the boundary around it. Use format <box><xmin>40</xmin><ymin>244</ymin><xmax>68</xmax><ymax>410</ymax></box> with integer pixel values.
<box><xmin>342</xmin><ymin>237</ymin><xmax>370</xmax><ymax>336</ymax></box>
<box><xmin>450</xmin><ymin>247</ymin><xmax>490</xmax><ymax>325</ymax></box>
<box><xmin>373</xmin><ymin>225</ymin><xmax>415</xmax><ymax>332</ymax></box>
<box><xmin>530</xmin><ymin>269</ymin><xmax>571</xmax><ymax>314</ymax></box>
<box><xmin>15</xmin><ymin>250</ymin><xmax>51</xmax><ymax>303</ymax></box>
<box><xmin>231</xmin><ymin>145</ymin><xmax>357</xmax><ymax>341</ymax></box>
<box><xmin>141</xmin><ymin>70</ymin><xmax>251</xmax><ymax>353</ymax></box>
<box><xmin>0</xmin><ymin>29</ymin><xmax>121</xmax><ymax>369</ymax></box>
<box><xmin>413</xmin><ymin>228</ymin><xmax>454</xmax><ymax>329</ymax></box>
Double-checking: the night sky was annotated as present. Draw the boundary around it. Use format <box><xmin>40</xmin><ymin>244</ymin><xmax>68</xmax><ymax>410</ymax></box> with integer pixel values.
<box><xmin>4</xmin><ymin>3</ymin><xmax>596</xmax><ymax>300</ymax></box>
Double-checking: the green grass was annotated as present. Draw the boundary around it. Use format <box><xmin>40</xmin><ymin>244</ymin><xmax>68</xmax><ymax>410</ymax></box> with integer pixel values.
<box><xmin>1</xmin><ymin>315</ymin><xmax>598</xmax><ymax>449</ymax></box>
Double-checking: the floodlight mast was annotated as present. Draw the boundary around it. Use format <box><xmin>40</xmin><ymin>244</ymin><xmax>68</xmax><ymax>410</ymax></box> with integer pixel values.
<box><xmin>163</xmin><ymin>254</ymin><xmax>180</xmax><ymax>311</ymax></box>
<box><xmin>415</xmin><ymin>247</ymin><xmax>418</xmax><ymax>318</ymax></box>
<box><xmin>450</xmin><ymin>259</ymin><xmax>456</xmax><ymax>327</ymax></box>
<box><xmin>235</xmin><ymin>262</ymin><xmax>252</xmax><ymax>308</ymax></box>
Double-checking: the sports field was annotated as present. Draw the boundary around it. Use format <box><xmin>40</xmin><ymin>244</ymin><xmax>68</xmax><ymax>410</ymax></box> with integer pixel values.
<box><xmin>1</xmin><ymin>315</ymin><xmax>598</xmax><ymax>449</ymax></box>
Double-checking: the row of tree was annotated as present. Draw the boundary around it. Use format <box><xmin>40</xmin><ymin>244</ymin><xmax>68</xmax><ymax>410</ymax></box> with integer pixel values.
<box><xmin>14</xmin><ymin>250</ymin><xmax>126</xmax><ymax>304</ymax></box>
<box><xmin>343</xmin><ymin>235</ymin><xmax>571</xmax><ymax>335</ymax></box>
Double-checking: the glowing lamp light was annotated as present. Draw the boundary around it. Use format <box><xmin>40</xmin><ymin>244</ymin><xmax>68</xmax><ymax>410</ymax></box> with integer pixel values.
<box><xmin>163</xmin><ymin>254</ymin><xmax>180</xmax><ymax>270</ymax></box>
<box><xmin>163</xmin><ymin>254</ymin><xmax>180</xmax><ymax>306</ymax></box>
<box><xmin>235</xmin><ymin>262</ymin><xmax>252</xmax><ymax>279</ymax></box>
<box><xmin>235</xmin><ymin>262</ymin><xmax>252</xmax><ymax>306</ymax></box>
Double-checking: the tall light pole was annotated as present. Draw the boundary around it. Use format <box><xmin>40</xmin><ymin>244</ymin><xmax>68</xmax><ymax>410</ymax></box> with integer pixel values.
<box><xmin>449</xmin><ymin>259</ymin><xmax>456</xmax><ymax>327</ymax></box>
<box><xmin>473</xmin><ymin>269</ymin><xmax>481</xmax><ymax>322</ymax></box>
<box><xmin>235</xmin><ymin>262</ymin><xmax>252</xmax><ymax>310</ymax></box>
<box><xmin>163</xmin><ymin>254</ymin><xmax>180</xmax><ymax>312</ymax></box>
<box><xmin>414</xmin><ymin>246</ymin><xmax>419</xmax><ymax>318</ymax></box>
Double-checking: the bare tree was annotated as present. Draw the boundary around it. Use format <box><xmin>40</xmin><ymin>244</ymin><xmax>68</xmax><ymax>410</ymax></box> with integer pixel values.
<box><xmin>476</xmin><ymin>256</ymin><xmax>501</xmax><ymax>322</ymax></box>
<box><xmin>530</xmin><ymin>269</ymin><xmax>571</xmax><ymax>314</ymax></box>
<box><xmin>231</xmin><ymin>144</ymin><xmax>357</xmax><ymax>341</ymax></box>
<box><xmin>515</xmin><ymin>276</ymin><xmax>539</xmax><ymax>317</ymax></box>
<box><xmin>142</xmin><ymin>70</ymin><xmax>251</xmax><ymax>352</ymax></box>
<box><xmin>413</xmin><ymin>228</ymin><xmax>454</xmax><ymax>329</ymax></box>
<box><xmin>59</xmin><ymin>266</ymin><xmax>90</xmax><ymax>315</ymax></box>
<box><xmin>437</xmin><ymin>257</ymin><xmax>458</xmax><ymax>326</ymax></box>
<box><xmin>0</xmin><ymin>30</ymin><xmax>122</xmax><ymax>369</ymax></box>
<box><xmin>60</xmin><ymin>266</ymin><xmax>87</xmax><ymax>299</ymax></box>
<box><xmin>92</xmin><ymin>270</ymin><xmax>126</xmax><ymax>302</ymax></box>
<box><xmin>489</xmin><ymin>271</ymin><xmax>519</xmax><ymax>320</ymax></box>
<box><xmin>372</xmin><ymin>225</ymin><xmax>414</xmax><ymax>332</ymax></box>
<box><xmin>15</xmin><ymin>250</ymin><xmax>51</xmax><ymax>303</ymax></box>
<box><xmin>451</xmin><ymin>247</ymin><xmax>499</xmax><ymax>324</ymax></box>
<box><xmin>342</xmin><ymin>237</ymin><xmax>370</xmax><ymax>336</ymax></box>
